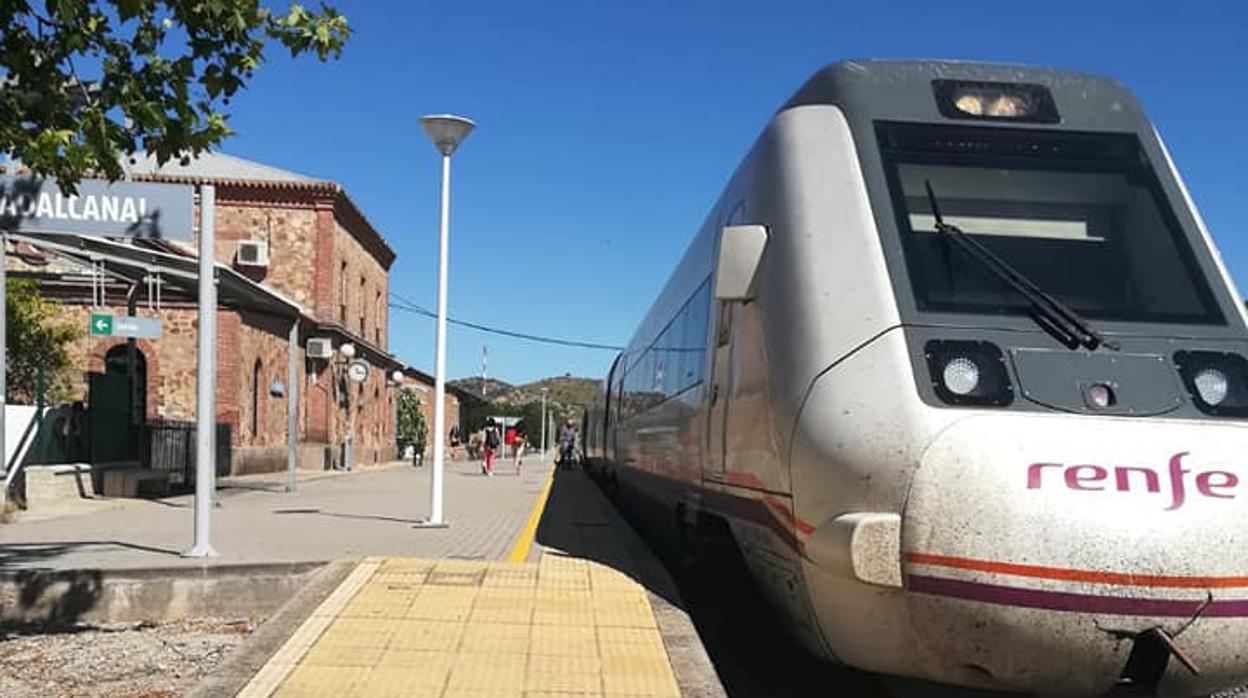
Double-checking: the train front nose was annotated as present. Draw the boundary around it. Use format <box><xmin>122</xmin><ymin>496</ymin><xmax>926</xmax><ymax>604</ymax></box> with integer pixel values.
<box><xmin>902</xmin><ymin>414</ymin><xmax>1248</xmax><ymax>696</ymax></box>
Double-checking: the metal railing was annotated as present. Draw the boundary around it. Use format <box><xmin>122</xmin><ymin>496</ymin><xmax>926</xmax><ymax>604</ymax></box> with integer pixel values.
<box><xmin>141</xmin><ymin>419</ymin><xmax>231</xmax><ymax>488</ymax></box>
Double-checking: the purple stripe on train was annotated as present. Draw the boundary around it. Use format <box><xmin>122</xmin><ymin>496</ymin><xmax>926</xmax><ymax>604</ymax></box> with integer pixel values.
<box><xmin>910</xmin><ymin>575</ymin><xmax>1248</xmax><ymax>617</ymax></box>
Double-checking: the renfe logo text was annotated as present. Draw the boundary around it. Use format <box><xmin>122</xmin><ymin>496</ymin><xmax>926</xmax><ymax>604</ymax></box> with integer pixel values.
<box><xmin>1027</xmin><ymin>452</ymin><xmax>1238</xmax><ymax>511</ymax></box>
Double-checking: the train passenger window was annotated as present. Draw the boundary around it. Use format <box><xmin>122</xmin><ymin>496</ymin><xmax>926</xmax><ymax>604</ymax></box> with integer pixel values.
<box><xmin>653</xmin><ymin>328</ymin><xmax>670</xmax><ymax>396</ymax></box>
<box><xmin>615</xmin><ymin>370</ymin><xmax>629</xmax><ymax>420</ymax></box>
<box><xmin>878</xmin><ymin>122</ymin><xmax>1225</xmax><ymax>325</ymax></box>
<box><xmin>683</xmin><ymin>280</ymin><xmax>711</xmax><ymax>388</ymax></box>
<box><xmin>619</xmin><ymin>278</ymin><xmax>714</xmax><ymax>416</ymax></box>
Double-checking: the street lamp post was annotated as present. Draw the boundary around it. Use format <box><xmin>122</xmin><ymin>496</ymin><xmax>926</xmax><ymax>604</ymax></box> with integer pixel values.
<box><xmin>339</xmin><ymin>342</ymin><xmax>357</xmax><ymax>471</ymax></box>
<box><xmin>417</xmin><ymin>114</ymin><xmax>474</xmax><ymax>528</ymax></box>
<box><xmin>540</xmin><ymin>388</ymin><xmax>548</xmax><ymax>461</ymax></box>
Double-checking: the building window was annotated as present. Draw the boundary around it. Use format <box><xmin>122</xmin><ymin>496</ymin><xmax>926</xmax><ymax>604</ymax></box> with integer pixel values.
<box><xmin>375</xmin><ymin>290</ymin><xmax>382</xmax><ymax>345</ymax></box>
<box><xmin>339</xmin><ymin>261</ymin><xmax>348</xmax><ymax>323</ymax></box>
<box><xmin>252</xmin><ymin>359</ymin><xmax>263</xmax><ymax>440</ymax></box>
<box><xmin>359</xmin><ymin>276</ymin><xmax>367</xmax><ymax>337</ymax></box>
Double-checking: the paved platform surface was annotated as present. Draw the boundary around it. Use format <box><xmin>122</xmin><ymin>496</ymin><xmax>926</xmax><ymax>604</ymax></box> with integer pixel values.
<box><xmin>230</xmin><ymin>468</ymin><xmax>724</xmax><ymax>698</ymax></box>
<box><xmin>0</xmin><ymin>456</ymin><xmax>553</xmax><ymax>570</ymax></box>
<box><xmin>244</xmin><ymin>556</ymin><xmax>681</xmax><ymax>698</ymax></box>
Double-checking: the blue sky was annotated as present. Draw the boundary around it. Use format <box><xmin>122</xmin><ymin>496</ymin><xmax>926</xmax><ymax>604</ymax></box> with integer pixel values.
<box><xmin>219</xmin><ymin>0</ymin><xmax>1248</xmax><ymax>385</ymax></box>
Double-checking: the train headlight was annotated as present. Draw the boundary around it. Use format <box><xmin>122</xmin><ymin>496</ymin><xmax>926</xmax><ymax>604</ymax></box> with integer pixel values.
<box><xmin>1194</xmin><ymin>368</ymin><xmax>1229</xmax><ymax>406</ymax></box>
<box><xmin>925</xmin><ymin>340</ymin><xmax>1013</xmax><ymax>407</ymax></box>
<box><xmin>1085</xmin><ymin>382</ymin><xmax>1117</xmax><ymax>409</ymax></box>
<box><xmin>1174</xmin><ymin>351</ymin><xmax>1248</xmax><ymax>417</ymax></box>
<box><xmin>942</xmin><ymin>357</ymin><xmax>981</xmax><ymax>396</ymax></box>
<box><xmin>933</xmin><ymin>79</ymin><xmax>1060</xmax><ymax>123</ymax></box>
<box><xmin>953</xmin><ymin>94</ymin><xmax>984</xmax><ymax>116</ymax></box>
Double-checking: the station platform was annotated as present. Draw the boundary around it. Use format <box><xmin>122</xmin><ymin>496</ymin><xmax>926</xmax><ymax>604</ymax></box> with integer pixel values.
<box><xmin>219</xmin><ymin>463</ymin><xmax>723</xmax><ymax>698</ymax></box>
<box><xmin>0</xmin><ymin>450</ymin><xmax>723</xmax><ymax>697</ymax></box>
<box><xmin>0</xmin><ymin>457</ymin><xmax>556</xmax><ymax>569</ymax></box>
<box><xmin>242</xmin><ymin>555</ymin><xmax>682</xmax><ymax>697</ymax></box>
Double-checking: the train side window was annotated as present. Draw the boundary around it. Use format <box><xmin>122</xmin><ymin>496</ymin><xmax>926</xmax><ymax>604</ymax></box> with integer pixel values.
<box><xmin>688</xmin><ymin>280</ymin><xmax>711</xmax><ymax>384</ymax></box>
<box><xmin>656</xmin><ymin>326</ymin><xmax>673</xmax><ymax>397</ymax></box>
<box><xmin>615</xmin><ymin>370</ymin><xmax>628</xmax><ymax>420</ymax></box>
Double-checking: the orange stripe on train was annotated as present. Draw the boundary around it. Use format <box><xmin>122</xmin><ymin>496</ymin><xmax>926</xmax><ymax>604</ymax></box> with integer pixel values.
<box><xmin>906</xmin><ymin>551</ymin><xmax>1248</xmax><ymax>589</ymax></box>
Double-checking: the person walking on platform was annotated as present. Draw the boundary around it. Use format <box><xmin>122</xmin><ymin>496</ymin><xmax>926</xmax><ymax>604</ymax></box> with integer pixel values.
<box><xmin>558</xmin><ymin>419</ymin><xmax>577</xmax><ymax>471</ymax></box>
<box><xmin>513</xmin><ymin>423</ymin><xmax>528</xmax><ymax>475</ymax></box>
<box><xmin>482</xmin><ymin>419</ymin><xmax>501</xmax><ymax>476</ymax></box>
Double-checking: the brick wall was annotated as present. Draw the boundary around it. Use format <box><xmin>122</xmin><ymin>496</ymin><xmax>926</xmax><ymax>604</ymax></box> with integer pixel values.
<box><xmin>235</xmin><ymin>310</ymin><xmax>295</xmax><ymax>448</ymax></box>
<box><xmin>212</xmin><ymin>201</ymin><xmax>320</xmax><ymax>309</ymax></box>
<box><xmin>331</xmin><ymin>219</ymin><xmax>390</xmax><ymax>350</ymax></box>
<box><xmin>12</xmin><ymin>177</ymin><xmax>402</xmax><ymax>476</ymax></box>
<box><xmin>53</xmin><ymin>302</ymin><xmax>201</xmax><ymax>421</ymax></box>
<box><xmin>327</xmin><ymin>358</ymin><xmax>397</xmax><ymax>466</ymax></box>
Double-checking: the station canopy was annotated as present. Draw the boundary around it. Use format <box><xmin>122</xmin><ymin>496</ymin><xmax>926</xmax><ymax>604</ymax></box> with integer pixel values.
<box><xmin>10</xmin><ymin>232</ymin><xmax>305</xmax><ymax>319</ymax></box>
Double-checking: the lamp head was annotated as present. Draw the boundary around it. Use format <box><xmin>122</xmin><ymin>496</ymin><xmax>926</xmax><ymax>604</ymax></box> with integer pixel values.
<box><xmin>420</xmin><ymin>114</ymin><xmax>475</xmax><ymax>156</ymax></box>
<box><xmin>339</xmin><ymin>342</ymin><xmax>356</xmax><ymax>359</ymax></box>
<box><xmin>391</xmin><ymin>370</ymin><xmax>404</xmax><ymax>383</ymax></box>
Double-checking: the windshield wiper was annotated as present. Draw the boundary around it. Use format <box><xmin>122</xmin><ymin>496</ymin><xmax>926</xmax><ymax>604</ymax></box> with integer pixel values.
<box><xmin>923</xmin><ymin>181</ymin><xmax>1117</xmax><ymax>351</ymax></box>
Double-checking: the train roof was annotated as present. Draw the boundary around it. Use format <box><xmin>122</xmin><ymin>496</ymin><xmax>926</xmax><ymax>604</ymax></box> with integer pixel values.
<box><xmin>783</xmin><ymin>59</ymin><xmax>1150</xmax><ymax>132</ymax></box>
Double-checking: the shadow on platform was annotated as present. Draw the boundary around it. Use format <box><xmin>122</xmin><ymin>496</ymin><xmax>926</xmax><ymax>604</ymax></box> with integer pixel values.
<box><xmin>270</xmin><ymin>508</ymin><xmax>423</xmax><ymax>525</ymax></box>
<box><xmin>533</xmin><ymin>467</ymin><xmax>682</xmax><ymax>608</ymax></box>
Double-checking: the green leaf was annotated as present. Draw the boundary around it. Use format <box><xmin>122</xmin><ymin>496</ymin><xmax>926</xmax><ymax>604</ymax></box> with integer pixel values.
<box><xmin>0</xmin><ymin>0</ymin><xmax>351</xmax><ymax>188</ymax></box>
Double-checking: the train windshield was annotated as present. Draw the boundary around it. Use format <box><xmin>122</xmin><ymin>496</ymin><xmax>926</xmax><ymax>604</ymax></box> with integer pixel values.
<box><xmin>877</xmin><ymin>122</ymin><xmax>1225</xmax><ymax>325</ymax></box>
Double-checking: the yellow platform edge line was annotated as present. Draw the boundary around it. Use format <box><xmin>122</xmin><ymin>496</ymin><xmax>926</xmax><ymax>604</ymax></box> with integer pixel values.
<box><xmin>506</xmin><ymin>464</ymin><xmax>557</xmax><ymax>564</ymax></box>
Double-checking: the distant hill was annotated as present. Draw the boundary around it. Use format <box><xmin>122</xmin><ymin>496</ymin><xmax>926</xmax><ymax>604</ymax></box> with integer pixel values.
<box><xmin>447</xmin><ymin>377</ymin><xmax>514</xmax><ymax>402</ymax></box>
<box><xmin>505</xmin><ymin>376</ymin><xmax>599</xmax><ymax>409</ymax></box>
<box><xmin>448</xmin><ymin>375</ymin><xmax>598</xmax><ymax>408</ymax></box>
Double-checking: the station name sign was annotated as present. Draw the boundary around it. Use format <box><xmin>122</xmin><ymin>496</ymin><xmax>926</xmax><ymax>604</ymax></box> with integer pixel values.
<box><xmin>0</xmin><ymin>175</ymin><xmax>194</xmax><ymax>241</ymax></box>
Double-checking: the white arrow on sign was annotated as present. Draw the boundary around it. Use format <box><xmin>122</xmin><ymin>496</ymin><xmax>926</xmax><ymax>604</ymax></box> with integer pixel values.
<box><xmin>94</xmin><ymin>318</ymin><xmax>109</xmax><ymax>332</ymax></box>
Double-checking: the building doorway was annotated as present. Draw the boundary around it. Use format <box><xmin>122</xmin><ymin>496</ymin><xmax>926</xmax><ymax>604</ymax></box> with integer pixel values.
<box><xmin>88</xmin><ymin>344</ymin><xmax>147</xmax><ymax>463</ymax></box>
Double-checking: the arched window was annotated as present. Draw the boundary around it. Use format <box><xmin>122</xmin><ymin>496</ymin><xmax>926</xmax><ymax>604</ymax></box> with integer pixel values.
<box><xmin>252</xmin><ymin>359</ymin><xmax>263</xmax><ymax>440</ymax></box>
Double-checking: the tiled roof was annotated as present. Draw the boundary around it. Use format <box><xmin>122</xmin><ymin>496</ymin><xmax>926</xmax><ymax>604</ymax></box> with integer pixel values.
<box><xmin>126</xmin><ymin>151</ymin><xmax>320</xmax><ymax>184</ymax></box>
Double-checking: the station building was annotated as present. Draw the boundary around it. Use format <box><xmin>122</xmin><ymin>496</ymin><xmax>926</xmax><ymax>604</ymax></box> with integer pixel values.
<box><xmin>7</xmin><ymin>154</ymin><xmax>459</xmax><ymax>476</ymax></box>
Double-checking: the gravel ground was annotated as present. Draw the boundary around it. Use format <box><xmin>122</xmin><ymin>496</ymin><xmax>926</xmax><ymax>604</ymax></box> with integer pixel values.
<box><xmin>0</xmin><ymin>617</ymin><xmax>257</xmax><ymax>698</ymax></box>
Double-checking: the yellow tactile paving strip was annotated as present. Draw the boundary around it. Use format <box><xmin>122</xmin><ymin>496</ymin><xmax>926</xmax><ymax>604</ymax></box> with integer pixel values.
<box><xmin>241</xmin><ymin>555</ymin><xmax>681</xmax><ymax>698</ymax></box>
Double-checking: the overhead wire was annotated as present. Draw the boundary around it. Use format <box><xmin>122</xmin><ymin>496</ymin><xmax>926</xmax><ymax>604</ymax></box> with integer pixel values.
<box><xmin>388</xmin><ymin>293</ymin><xmax>625</xmax><ymax>352</ymax></box>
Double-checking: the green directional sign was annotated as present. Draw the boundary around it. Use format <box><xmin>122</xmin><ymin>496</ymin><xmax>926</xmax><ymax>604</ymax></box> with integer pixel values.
<box><xmin>90</xmin><ymin>313</ymin><xmax>113</xmax><ymax>336</ymax></box>
<box><xmin>88</xmin><ymin>313</ymin><xmax>162</xmax><ymax>339</ymax></box>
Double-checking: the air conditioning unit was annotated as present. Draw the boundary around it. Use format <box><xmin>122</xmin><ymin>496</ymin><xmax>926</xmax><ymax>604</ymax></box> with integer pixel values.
<box><xmin>236</xmin><ymin>240</ymin><xmax>270</xmax><ymax>268</ymax></box>
<box><xmin>306</xmin><ymin>337</ymin><xmax>334</xmax><ymax>360</ymax></box>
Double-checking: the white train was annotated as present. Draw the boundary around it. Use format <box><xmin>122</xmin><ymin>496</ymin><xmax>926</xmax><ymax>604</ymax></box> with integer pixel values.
<box><xmin>584</xmin><ymin>60</ymin><xmax>1248</xmax><ymax>697</ymax></box>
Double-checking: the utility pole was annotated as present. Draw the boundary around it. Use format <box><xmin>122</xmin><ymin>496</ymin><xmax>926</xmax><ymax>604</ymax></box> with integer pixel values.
<box><xmin>481</xmin><ymin>344</ymin><xmax>488</xmax><ymax>397</ymax></box>
<box><xmin>186</xmin><ymin>184</ymin><xmax>218</xmax><ymax>558</ymax></box>
<box><xmin>540</xmin><ymin>387</ymin><xmax>548</xmax><ymax>461</ymax></box>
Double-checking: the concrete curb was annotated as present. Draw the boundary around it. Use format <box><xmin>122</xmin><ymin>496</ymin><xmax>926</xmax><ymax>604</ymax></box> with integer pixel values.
<box><xmin>0</xmin><ymin>561</ymin><xmax>326</xmax><ymax>625</ymax></box>
<box><xmin>187</xmin><ymin>559</ymin><xmax>358</xmax><ymax>698</ymax></box>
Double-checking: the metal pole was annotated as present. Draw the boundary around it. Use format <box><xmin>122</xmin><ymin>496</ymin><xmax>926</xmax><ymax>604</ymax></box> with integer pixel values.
<box><xmin>423</xmin><ymin>153</ymin><xmax>452</xmax><ymax>527</ymax></box>
<box><xmin>186</xmin><ymin>185</ymin><xmax>217</xmax><ymax>557</ymax></box>
<box><xmin>540</xmin><ymin>391</ymin><xmax>547</xmax><ymax>461</ymax></box>
<box><xmin>1</xmin><ymin>231</ymin><xmax>6</xmax><ymax>477</ymax></box>
<box><xmin>286</xmin><ymin>319</ymin><xmax>299</xmax><ymax>492</ymax></box>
